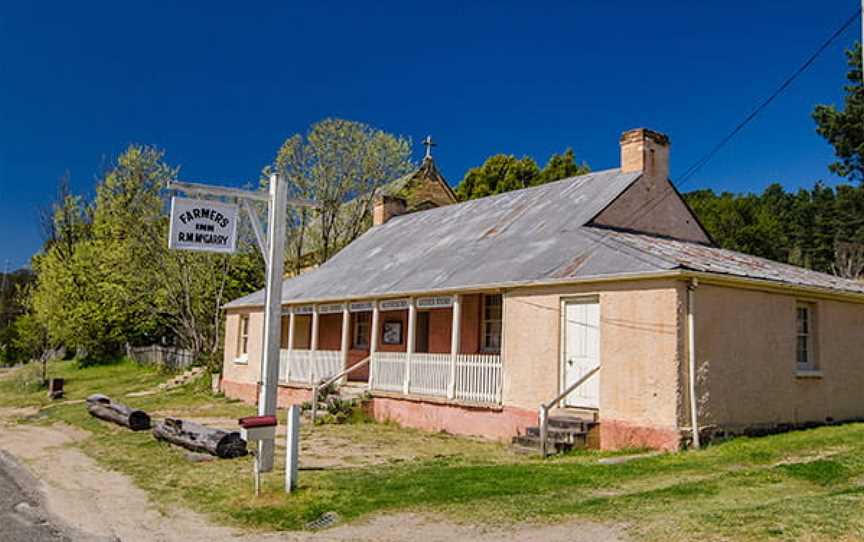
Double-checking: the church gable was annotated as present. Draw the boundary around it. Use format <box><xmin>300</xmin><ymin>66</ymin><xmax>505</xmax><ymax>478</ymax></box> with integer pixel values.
<box><xmin>394</xmin><ymin>160</ymin><xmax>457</xmax><ymax>211</ymax></box>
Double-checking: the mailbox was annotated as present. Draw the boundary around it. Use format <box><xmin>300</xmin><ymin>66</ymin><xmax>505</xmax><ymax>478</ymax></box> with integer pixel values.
<box><xmin>238</xmin><ymin>415</ymin><xmax>277</xmax><ymax>442</ymax></box>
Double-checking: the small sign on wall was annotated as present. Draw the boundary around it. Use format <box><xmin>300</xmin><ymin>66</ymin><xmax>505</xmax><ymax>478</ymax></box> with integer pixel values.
<box><xmin>168</xmin><ymin>197</ymin><xmax>238</xmax><ymax>253</ymax></box>
<box><xmin>379</xmin><ymin>299</ymin><xmax>409</xmax><ymax>311</ymax></box>
<box><xmin>416</xmin><ymin>296</ymin><xmax>453</xmax><ymax>309</ymax></box>
<box><xmin>349</xmin><ymin>301</ymin><xmax>374</xmax><ymax>312</ymax></box>
<box><xmin>317</xmin><ymin>303</ymin><xmax>345</xmax><ymax>314</ymax></box>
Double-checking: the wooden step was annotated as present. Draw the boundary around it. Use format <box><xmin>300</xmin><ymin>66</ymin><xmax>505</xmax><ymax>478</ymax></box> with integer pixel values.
<box><xmin>525</xmin><ymin>426</ymin><xmax>586</xmax><ymax>443</ymax></box>
<box><xmin>511</xmin><ymin>433</ymin><xmax>586</xmax><ymax>453</ymax></box>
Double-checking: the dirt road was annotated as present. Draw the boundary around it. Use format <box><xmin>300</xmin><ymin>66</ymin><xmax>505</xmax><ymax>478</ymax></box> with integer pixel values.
<box><xmin>0</xmin><ymin>410</ymin><xmax>626</xmax><ymax>542</ymax></box>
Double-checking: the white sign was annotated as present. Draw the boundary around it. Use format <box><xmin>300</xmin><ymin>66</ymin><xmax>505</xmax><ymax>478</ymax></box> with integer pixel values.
<box><xmin>318</xmin><ymin>303</ymin><xmax>345</xmax><ymax>314</ymax></box>
<box><xmin>379</xmin><ymin>298</ymin><xmax>409</xmax><ymax>311</ymax></box>
<box><xmin>293</xmin><ymin>305</ymin><xmax>314</xmax><ymax>315</ymax></box>
<box><xmin>417</xmin><ymin>296</ymin><xmax>453</xmax><ymax>309</ymax></box>
<box><xmin>168</xmin><ymin>197</ymin><xmax>238</xmax><ymax>253</ymax></box>
<box><xmin>349</xmin><ymin>301</ymin><xmax>374</xmax><ymax>312</ymax></box>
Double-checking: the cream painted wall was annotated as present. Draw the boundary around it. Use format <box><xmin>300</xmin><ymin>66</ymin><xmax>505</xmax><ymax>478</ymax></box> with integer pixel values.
<box><xmin>222</xmin><ymin>310</ymin><xmax>264</xmax><ymax>386</ymax></box>
<box><xmin>694</xmin><ymin>284</ymin><xmax>864</xmax><ymax>428</ymax></box>
<box><xmin>502</xmin><ymin>279</ymin><xmax>684</xmax><ymax>431</ymax></box>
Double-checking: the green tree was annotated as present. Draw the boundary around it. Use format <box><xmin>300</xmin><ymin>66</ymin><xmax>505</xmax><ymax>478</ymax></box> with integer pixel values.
<box><xmin>455</xmin><ymin>148</ymin><xmax>589</xmax><ymax>201</ymax></box>
<box><xmin>813</xmin><ymin>42</ymin><xmax>863</xmax><ymax>182</ymax></box>
<box><xmin>272</xmin><ymin>118</ymin><xmax>414</xmax><ymax>269</ymax></box>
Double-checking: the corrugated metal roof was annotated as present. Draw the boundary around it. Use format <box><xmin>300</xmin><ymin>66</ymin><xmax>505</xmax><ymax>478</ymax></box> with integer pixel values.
<box><xmin>225</xmin><ymin>168</ymin><xmax>864</xmax><ymax>309</ymax></box>
<box><xmin>226</xmin><ymin>169</ymin><xmax>653</xmax><ymax>307</ymax></box>
<box><xmin>599</xmin><ymin>229</ymin><xmax>864</xmax><ymax>294</ymax></box>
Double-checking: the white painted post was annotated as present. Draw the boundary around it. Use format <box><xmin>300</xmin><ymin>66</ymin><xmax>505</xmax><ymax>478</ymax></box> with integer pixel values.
<box><xmin>340</xmin><ymin>305</ymin><xmax>351</xmax><ymax>385</ymax></box>
<box><xmin>369</xmin><ymin>301</ymin><xmax>380</xmax><ymax>391</ymax></box>
<box><xmin>284</xmin><ymin>404</ymin><xmax>300</xmax><ymax>493</ymax></box>
<box><xmin>257</xmin><ymin>172</ymin><xmax>287</xmax><ymax>473</ymax></box>
<box><xmin>310</xmin><ymin>305</ymin><xmax>319</xmax><ymax>385</ymax></box>
<box><xmin>448</xmin><ymin>294</ymin><xmax>462</xmax><ymax>400</ymax></box>
<box><xmin>286</xmin><ymin>310</ymin><xmax>296</xmax><ymax>383</ymax></box>
<box><xmin>404</xmin><ymin>299</ymin><xmax>416</xmax><ymax>395</ymax></box>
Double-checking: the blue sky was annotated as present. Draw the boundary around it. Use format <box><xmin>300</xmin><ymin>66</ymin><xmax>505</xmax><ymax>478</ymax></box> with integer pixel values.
<box><xmin>0</xmin><ymin>1</ymin><xmax>860</xmax><ymax>268</ymax></box>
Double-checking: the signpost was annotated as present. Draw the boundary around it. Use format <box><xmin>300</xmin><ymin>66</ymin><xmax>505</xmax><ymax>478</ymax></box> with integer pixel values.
<box><xmin>167</xmin><ymin>174</ymin><xmax>318</xmax><ymax>474</ymax></box>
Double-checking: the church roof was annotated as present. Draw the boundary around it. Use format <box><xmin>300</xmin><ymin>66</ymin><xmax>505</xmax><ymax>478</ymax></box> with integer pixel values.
<box><xmin>226</xmin><ymin>168</ymin><xmax>864</xmax><ymax>309</ymax></box>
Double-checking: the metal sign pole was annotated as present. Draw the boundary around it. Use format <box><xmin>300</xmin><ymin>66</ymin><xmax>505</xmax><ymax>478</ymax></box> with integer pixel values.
<box><xmin>166</xmin><ymin>175</ymin><xmax>317</xmax><ymax>474</ymax></box>
<box><xmin>257</xmin><ymin>173</ymin><xmax>288</xmax><ymax>472</ymax></box>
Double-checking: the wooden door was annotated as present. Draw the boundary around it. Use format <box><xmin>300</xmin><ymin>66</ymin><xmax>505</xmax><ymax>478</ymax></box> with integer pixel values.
<box><xmin>563</xmin><ymin>299</ymin><xmax>600</xmax><ymax>409</ymax></box>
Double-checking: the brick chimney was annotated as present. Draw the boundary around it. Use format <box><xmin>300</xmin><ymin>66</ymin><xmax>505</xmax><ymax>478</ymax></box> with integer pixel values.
<box><xmin>620</xmin><ymin>128</ymin><xmax>670</xmax><ymax>180</ymax></box>
<box><xmin>372</xmin><ymin>194</ymin><xmax>407</xmax><ymax>226</ymax></box>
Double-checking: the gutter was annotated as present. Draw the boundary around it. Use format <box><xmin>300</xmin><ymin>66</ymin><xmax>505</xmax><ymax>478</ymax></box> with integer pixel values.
<box><xmin>223</xmin><ymin>270</ymin><xmax>687</xmax><ymax>310</ymax></box>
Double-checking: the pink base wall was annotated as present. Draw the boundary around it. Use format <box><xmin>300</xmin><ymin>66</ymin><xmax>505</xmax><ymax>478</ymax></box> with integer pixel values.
<box><xmin>220</xmin><ymin>379</ymin><xmax>682</xmax><ymax>450</ymax></box>
<box><xmin>368</xmin><ymin>396</ymin><xmax>536</xmax><ymax>441</ymax></box>
<box><xmin>599</xmin><ymin>419</ymin><xmax>682</xmax><ymax>451</ymax></box>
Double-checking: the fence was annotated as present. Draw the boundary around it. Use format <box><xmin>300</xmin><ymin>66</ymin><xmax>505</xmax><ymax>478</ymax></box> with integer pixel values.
<box><xmin>128</xmin><ymin>345</ymin><xmax>195</xmax><ymax>371</ymax></box>
<box><xmin>279</xmin><ymin>349</ymin><xmax>343</xmax><ymax>384</ymax></box>
<box><xmin>370</xmin><ymin>352</ymin><xmax>502</xmax><ymax>405</ymax></box>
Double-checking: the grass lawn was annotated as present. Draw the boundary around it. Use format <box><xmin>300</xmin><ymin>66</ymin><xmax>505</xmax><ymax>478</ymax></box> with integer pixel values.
<box><xmin>2</xmin><ymin>360</ymin><xmax>864</xmax><ymax>541</ymax></box>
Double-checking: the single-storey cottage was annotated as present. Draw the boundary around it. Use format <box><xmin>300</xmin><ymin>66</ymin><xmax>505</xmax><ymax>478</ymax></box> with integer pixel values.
<box><xmin>222</xmin><ymin>128</ymin><xmax>864</xmax><ymax>451</ymax></box>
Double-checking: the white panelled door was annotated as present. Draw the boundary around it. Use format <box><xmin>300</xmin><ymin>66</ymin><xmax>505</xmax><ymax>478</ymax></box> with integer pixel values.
<box><xmin>563</xmin><ymin>299</ymin><xmax>600</xmax><ymax>409</ymax></box>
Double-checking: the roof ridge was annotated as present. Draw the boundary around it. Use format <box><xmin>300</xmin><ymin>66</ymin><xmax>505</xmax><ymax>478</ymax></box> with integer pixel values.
<box><xmin>380</xmin><ymin>167</ymin><xmax>625</xmax><ymax>227</ymax></box>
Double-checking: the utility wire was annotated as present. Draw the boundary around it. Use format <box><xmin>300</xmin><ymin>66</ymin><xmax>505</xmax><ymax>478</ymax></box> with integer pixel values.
<box><xmin>569</xmin><ymin>6</ymin><xmax>862</xmax><ymax>267</ymax></box>
<box><xmin>677</xmin><ymin>6</ymin><xmax>862</xmax><ymax>187</ymax></box>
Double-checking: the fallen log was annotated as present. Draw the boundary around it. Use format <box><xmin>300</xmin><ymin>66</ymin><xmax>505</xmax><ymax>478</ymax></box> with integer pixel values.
<box><xmin>152</xmin><ymin>417</ymin><xmax>247</xmax><ymax>459</ymax></box>
<box><xmin>86</xmin><ymin>394</ymin><xmax>151</xmax><ymax>431</ymax></box>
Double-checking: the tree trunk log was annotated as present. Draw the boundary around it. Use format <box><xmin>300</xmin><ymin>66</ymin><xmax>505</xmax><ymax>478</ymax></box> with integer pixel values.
<box><xmin>152</xmin><ymin>417</ymin><xmax>247</xmax><ymax>459</ymax></box>
<box><xmin>86</xmin><ymin>394</ymin><xmax>151</xmax><ymax>431</ymax></box>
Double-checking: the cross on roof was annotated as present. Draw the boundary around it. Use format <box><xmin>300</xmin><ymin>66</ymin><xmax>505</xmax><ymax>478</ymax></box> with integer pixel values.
<box><xmin>422</xmin><ymin>135</ymin><xmax>436</xmax><ymax>159</ymax></box>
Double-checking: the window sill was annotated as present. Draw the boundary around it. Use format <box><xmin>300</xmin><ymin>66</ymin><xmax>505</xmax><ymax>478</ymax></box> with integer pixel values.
<box><xmin>233</xmin><ymin>355</ymin><xmax>249</xmax><ymax>365</ymax></box>
<box><xmin>795</xmin><ymin>369</ymin><xmax>823</xmax><ymax>379</ymax></box>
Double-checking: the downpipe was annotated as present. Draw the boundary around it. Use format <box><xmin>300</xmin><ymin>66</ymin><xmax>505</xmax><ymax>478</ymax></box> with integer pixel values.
<box><xmin>687</xmin><ymin>278</ymin><xmax>701</xmax><ymax>449</ymax></box>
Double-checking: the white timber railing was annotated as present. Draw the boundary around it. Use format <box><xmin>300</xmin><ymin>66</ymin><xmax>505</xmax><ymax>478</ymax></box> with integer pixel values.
<box><xmin>370</xmin><ymin>352</ymin><xmax>502</xmax><ymax>405</ymax></box>
<box><xmin>279</xmin><ymin>349</ymin><xmax>343</xmax><ymax>385</ymax></box>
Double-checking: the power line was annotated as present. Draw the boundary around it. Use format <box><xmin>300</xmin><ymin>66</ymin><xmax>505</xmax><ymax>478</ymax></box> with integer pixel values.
<box><xmin>569</xmin><ymin>6</ymin><xmax>862</xmax><ymax>267</ymax></box>
<box><xmin>677</xmin><ymin>6</ymin><xmax>862</xmax><ymax>187</ymax></box>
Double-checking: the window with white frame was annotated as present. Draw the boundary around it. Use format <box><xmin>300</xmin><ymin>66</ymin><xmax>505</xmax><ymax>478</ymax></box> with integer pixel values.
<box><xmin>353</xmin><ymin>312</ymin><xmax>371</xmax><ymax>349</ymax></box>
<box><xmin>796</xmin><ymin>302</ymin><xmax>817</xmax><ymax>371</ymax></box>
<box><xmin>482</xmin><ymin>294</ymin><xmax>502</xmax><ymax>353</ymax></box>
<box><xmin>238</xmin><ymin>315</ymin><xmax>250</xmax><ymax>357</ymax></box>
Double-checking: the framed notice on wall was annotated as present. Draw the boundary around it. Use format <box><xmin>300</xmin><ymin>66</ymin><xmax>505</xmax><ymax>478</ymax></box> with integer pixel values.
<box><xmin>382</xmin><ymin>321</ymin><xmax>403</xmax><ymax>345</ymax></box>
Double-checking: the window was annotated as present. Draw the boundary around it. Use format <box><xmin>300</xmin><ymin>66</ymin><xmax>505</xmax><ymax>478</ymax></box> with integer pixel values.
<box><xmin>796</xmin><ymin>303</ymin><xmax>817</xmax><ymax>371</ymax></box>
<box><xmin>353</xmin><ymin>312</ymin><xmax>371</xmax><ymax>349</ymax></box>
<box><xmin>238</xmin><ymin>315</ymin><xmax>250</xmax><ymax>357</ymax></box>
<box><xmin>482</xmin><ymin>294</ymin><xmax>502</xmax><ymax>353</ymax></box>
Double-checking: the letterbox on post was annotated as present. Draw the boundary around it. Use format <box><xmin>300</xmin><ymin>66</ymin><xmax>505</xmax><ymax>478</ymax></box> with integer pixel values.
<box><xmin>238</xmin><ymin>415</ymin><xmax>278</xmax><ymax>495</ymax></box>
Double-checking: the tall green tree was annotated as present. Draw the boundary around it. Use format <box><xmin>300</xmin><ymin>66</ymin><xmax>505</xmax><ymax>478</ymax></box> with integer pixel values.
<box><xmin>272</xmin><ymin>118</ymin><xmax>414</xmax><ymax>270</ymax></box>
<box><xmin>455</xmin><ymin>148</ymin><xmax>589</xmax><ymax>201</ymax></box>
<box><xmin>813</xmin><ymin>42</ymin><xmax>863</xmax><ymax>182</ymax></box>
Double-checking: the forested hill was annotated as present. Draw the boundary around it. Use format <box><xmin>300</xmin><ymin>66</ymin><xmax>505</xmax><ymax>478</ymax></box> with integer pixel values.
<box><xmin>683</xmin><ymin>181</ymin><xmax>864</xmax><ymax>278</ymax></box>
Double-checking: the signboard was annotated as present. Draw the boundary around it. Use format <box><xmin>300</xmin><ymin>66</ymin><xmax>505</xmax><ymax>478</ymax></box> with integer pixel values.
<box><xmin>293</xmin><ymin>305</ymin><xmax>314</xmax><ymax>315</ymax></box>
<box><xmin>349</xmin><ymin>301</ymin><xmax>374</xmax><ymax>312</ymax></box>
<box><xmin>416</xmin><ymin>296</ymin><xmax>453</xmax><ymax>309</ymax></box>
<box><xmin>317</xmin><ymin>303</ymin><xmax>345</xmax><ymax>314</ymax></box>
<box><xmin>379</xmin><ymin>298</ymin><xmax>409</xmax><ymax>311</ymax></box>
<box><xmin>168</xmin><ymin>197</ymin><xmax>238</xmax><ymax>253</ymax></box>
